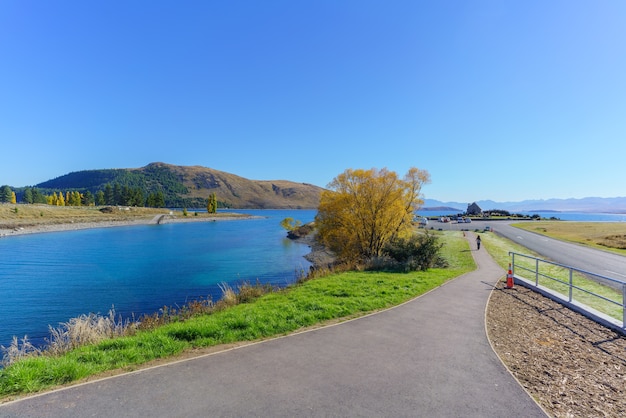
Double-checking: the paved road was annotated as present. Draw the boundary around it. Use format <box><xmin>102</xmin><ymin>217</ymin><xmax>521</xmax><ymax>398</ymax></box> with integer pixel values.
<box><xmin>0</xmin><ymin>235</ymin><xmax>547</xmax><ymax>418</ymax></box>
<box><xmin>491</xmin><ymin>222</ymin><xmax>626</xmax><ymax>283</ymax></box>
<box><xmin>433</xmin><ymin>219</ymin><xmax>626</xmax><ymax>284</ymax></box>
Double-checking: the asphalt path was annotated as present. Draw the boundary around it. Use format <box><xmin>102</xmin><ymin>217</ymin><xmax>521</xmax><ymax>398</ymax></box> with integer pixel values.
<box><xmin>432</xmin><ymin>219</ymin><xmax>626</xmax><ymax>285</ymax></box>
<box><xmin>0</xmin><ymin>234</ymin><xmax>547</xmax><ymax>418</ymax></box>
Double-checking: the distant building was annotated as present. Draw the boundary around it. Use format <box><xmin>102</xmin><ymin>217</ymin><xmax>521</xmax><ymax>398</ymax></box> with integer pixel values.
<box><xmin>467</xmin><ymin>202</ymin><xmax>482</xmax><ymax>215</ymax></box>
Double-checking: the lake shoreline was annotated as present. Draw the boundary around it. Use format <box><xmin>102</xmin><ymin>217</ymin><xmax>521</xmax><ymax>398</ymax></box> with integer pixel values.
<box><xmin>0</xmin><ymin>213</ymin><xmax>256</xmax><ymax>238</ymax></box>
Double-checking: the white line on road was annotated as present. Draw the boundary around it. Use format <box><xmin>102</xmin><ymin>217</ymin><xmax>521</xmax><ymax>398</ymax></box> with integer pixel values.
<box><xmin>605</xmin><ymin>270</ymin><xmax>626</xmax><ymax>278</ymax></box>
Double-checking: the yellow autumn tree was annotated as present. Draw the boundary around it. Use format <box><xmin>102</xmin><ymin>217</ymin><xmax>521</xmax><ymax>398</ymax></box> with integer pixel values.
<box><xmin>315</xmin><ymin>167</ymin><xmax>430</xmax><ymax>263</ymax></box>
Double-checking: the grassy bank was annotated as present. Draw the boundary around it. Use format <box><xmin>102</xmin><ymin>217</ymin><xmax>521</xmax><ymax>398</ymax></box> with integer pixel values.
<box><xmin>480</xmin><ymin>230</ymin><xmax>624</xmax><ymax>321</ymax></box>
<box><xmin>0</xmin><ymin>231</ymin><xmax>474</xmax><ymax>400</ymax></box>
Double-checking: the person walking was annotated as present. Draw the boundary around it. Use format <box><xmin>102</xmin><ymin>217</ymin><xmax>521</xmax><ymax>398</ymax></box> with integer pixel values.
<box><xmin>476</xmin><ymin>235</ymin><xmax>481</xmax><ymax>250</ymax></box>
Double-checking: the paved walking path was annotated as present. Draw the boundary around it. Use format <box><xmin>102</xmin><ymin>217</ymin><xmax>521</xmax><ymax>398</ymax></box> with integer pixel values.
<box><xmin>1</xmin><ymin>234</ymin><xmax>547</xmax><ymax>417</ymax></box>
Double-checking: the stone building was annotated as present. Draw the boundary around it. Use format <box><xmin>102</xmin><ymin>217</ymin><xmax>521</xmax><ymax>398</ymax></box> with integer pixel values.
<box><xmin>467</xmin><ymin>202</ymin><xmax>482</xmax><ymax>215</ymax></box>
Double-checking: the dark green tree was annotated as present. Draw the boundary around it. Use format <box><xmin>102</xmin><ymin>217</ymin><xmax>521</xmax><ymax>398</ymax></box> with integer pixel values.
<box><xmin>147</xmin><ymin>191</ymin><xmax>166</xmax><ymax>208</ymax></box>
<box><xmin>104</xmin><ymin>184</ymin><xmax>114</xmax><ymax>205</ymax></box>
<box><xmin>121</xmin><ymin>185</ymin><xmax>132</xmax><ymax>205</ymax></box>
<box><xmin>95</xmin><ymin>190</ymin><xmax>105</xmax><ymax>206</ymax></box>
<box><xmin>0</xmin><ymin>185</ymin><xmax>12</xmax><ymax>203</ymax></box>
<box><xmin>155</xmin><ymin>191</ymin><xmax>165</xmax><ymax>208</ymax></box>
<box><xmin>123</xmin><ymin>186</ymin><xmax>141</xmax><ymax>206</ymax></box>
<box><xmin>113</xmin><ymin>183</ymin><xmax>122</xmax><ymax>205</ymax></box>
<box><xmin>31</xmin><ymin>188</ymin><xmax>46</xmax><ymax>204</ymax></box>
<box><xmin>131</xmin><ymin>187</ymin><xmax>144</xmax><ymax>206</ymax></box>
<box><xmin>23</xmin><ymin>188</ymin><xmax>33</xmax><ymax>204</ymax></box>
<box><xmin>82</xmin><ymin>190</ymin><xmax>95</xmax><ymax>206</ymax></box>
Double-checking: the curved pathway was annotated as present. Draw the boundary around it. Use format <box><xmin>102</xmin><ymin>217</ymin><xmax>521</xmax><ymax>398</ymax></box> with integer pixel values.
<box><xmin>0</xmin><ymin>234</ymin><xmax>547</xmax><ymax>417</ymax></box>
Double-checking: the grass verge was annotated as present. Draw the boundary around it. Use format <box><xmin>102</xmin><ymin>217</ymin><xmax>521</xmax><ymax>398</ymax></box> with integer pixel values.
<box><xmin>481</xmin><ymin>231</ymin><xmax>624</xmax><ymax>321</ymax></box>
<box><xmin>0</xmin><ymin>231</ymin><xmax>474</xmax><ymax>400</ymax></box>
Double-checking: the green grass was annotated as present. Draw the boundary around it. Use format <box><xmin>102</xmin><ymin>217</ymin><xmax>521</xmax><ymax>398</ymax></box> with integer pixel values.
<box><xmin>481</xmin><ymin>231</ymin><xmax>624</xmax><ymax>322</ymax></box>
<box><xmin>0</xmin><ymin>231</ymin><xmax>474</xmax><ymax>399</ymax></box>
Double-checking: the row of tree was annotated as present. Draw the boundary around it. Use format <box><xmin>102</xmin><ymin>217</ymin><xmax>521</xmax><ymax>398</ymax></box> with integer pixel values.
<box><xmin>47</xmin><ymin>191</ymin><xmax>94</xmax><ymax>206</ymax></box>
<box><xmin>1</xmin><ymin>184</ymin><xmax>173</xmax><ymax>208</ymax></box>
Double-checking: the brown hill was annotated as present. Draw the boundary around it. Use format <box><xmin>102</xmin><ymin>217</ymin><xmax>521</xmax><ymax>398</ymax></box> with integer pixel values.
<box><xmin>144</xmin><ymin>163</ymin><xmax>324</xmax><ymax>209</ymax></box>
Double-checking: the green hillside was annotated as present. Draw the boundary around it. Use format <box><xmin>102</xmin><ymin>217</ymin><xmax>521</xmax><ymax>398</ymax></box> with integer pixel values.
<box><xmin>32</xmin><ymin>162</ymin><xmax>323</xmax><ymax>209</ymax></box>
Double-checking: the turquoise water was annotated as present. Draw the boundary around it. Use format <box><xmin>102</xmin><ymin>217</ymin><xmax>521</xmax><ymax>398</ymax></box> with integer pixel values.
<box><xmin>0</xmin><ymin>209</ymin><xmax>315</xmax><ymax>349</ymax></box>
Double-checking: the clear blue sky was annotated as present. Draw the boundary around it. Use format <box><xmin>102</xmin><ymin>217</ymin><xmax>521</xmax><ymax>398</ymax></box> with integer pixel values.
<box><xmin>1</xmin><ymin>1</ymin><xmax>625</xmax><ymax>203</ymax></box>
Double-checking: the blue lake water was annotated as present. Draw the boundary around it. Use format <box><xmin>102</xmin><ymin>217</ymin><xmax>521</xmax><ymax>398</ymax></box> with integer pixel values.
<box><xmin>418</xmin><ymin>210</ymin><xmax>626</xmax><ymax>222</ymax></box>
<box><xmin>3</xmin><ymin>208</ymin><xmax>624</xmax><ymax>351</ymax></box>
<box><xmin>518</xmin><ymin>212</ymin><xmax>626</xmax><ymax>222</ymax></box>
<box><xmin>0</xmin><ymin>209</ymin><xmax>315</xmax><ymax>349</ymax></box>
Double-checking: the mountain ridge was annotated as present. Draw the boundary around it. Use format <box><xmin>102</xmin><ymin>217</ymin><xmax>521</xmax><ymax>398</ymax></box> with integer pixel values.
<box><xmin>33</xmin><ymin>162</ymin><xmax>324</xmax><ymax>209</ymax></box>
<box><xmin>10</xmin><ymin>163</ymin><xmax>626</xmax><ymax>212</ymax></box>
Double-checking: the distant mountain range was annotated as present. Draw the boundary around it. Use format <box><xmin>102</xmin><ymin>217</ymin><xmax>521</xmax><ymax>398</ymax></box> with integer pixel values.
<box><xmin>31</xmin><ymin>162</ymin><xmax>324</xmax><ymax>209</ymax></box>
<box><xmin>11</xmin><ymin>163</ymin><xmax>626</xmax><ymax>212</ymax></box>
<box><xmin>423</xmin><ymin>197</ymin><xmax>626</xmax><ymax>214</ymax></box>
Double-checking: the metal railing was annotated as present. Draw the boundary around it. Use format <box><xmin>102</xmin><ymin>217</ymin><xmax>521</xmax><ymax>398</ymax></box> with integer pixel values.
<box><xmin>509</xmin><ymin>252</ymin><xmax>626</xmax><ymax>333</ymax></box>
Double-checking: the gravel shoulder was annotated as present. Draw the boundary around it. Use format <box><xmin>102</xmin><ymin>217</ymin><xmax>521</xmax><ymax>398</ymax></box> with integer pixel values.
<box><xmin>486</xmin><ymin>280</ymin><xmax>626</xmax><ymax>417</ymax></box>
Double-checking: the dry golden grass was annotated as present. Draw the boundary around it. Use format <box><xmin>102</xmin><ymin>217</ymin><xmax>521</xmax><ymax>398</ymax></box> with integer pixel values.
<box><xmin>513</xmin><ymin>221</ymin><xmax>626</xmax><ymax>255</ymax></box>
<box><xmin>0</xmin><ymin>204</ymin><xmax>247</xmax><ymax>231</ymax></box>
<box><xmin>45</xmin><ymin>308</ymin><xmax>136</xmax><ymax>356</ymax></box>
<box><xmin>1</xmin><ymin>282</ymin><xmax>274</xmax><ymax>366</ymax></box>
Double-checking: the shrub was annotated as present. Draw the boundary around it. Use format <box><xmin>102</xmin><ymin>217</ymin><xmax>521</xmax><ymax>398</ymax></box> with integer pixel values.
<box><xmin>236</xmin><ymin>281</ymin><xmax>273</xmax><ymax>303</ymax></box>
<box><xmin>383</xmin><ymin>232</ymin><xmax>447</xmax><ymax>272</ymax></box>
<box><xmin>280</xmin><ymin>217</ymin><xmax>302</xmax><ymax>232</ymax></box>
<box><xmin>45</xmin><ymin>308</ymin><xmax>136</xmax><ymax>355</ymax></box>
<box><xmin>217</xmin><ymin>282</ymin><xmax>238</xmax><ymax>307</ymax></box>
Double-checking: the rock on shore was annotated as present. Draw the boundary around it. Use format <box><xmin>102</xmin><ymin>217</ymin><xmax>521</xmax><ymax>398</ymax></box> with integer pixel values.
<box><xmin>286</xmin><ymin>224</ymin><xmax>336</xmax><ymax>269</ymax></box>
